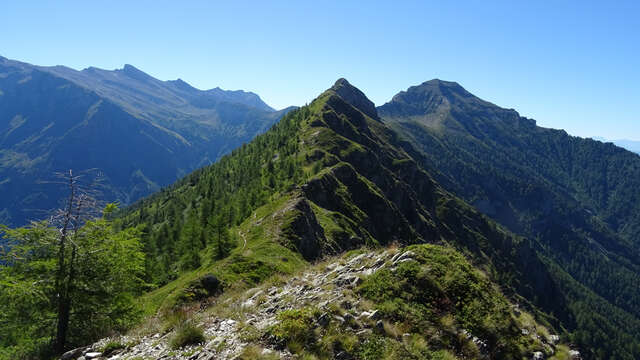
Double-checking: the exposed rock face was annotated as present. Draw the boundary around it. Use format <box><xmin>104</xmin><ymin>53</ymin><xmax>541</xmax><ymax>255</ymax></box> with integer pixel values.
<box><xmin>280</xmin><ymin>197</ymin><xmax>327</xmax><ymax>260</ymax></box>
<box><xmin>329</xmin><ymin>78</ymin><xmax>379</xmax><ymax>120</ymax></box>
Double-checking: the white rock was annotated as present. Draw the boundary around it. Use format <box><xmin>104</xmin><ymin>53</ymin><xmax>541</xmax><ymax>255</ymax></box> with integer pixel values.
<box><xmin>367</xmin><ymin>310</ymin><xmax>380</xmax><ymax>320</ymax></box>
<box><xmin>85</xmin><ymin>353</ymin><xmax>102</xmax><ymax>359</ymax></box>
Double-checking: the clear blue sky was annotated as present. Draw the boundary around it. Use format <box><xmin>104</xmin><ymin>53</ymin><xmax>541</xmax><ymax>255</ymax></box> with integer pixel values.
<box><xmin>2</xmin><ymin>1</ymin><xmax>638</xmax><ymax>140</ymax></box>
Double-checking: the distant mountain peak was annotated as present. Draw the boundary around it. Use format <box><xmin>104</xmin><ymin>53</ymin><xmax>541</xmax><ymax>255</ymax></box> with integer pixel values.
<box><xmin>328</xmin><ymin>78</ymin><xmax>378</xmax><ymax>119</ymax></box>
<box><xmin>379</xmin><ymin>79</ymin><xmax>498</xmax><ymax>120</ymax></box>
<box><xmin>421</xmin><ymin>78</ymin><xmax>462</xmax><ymax>87</ymax></box>
<box><xmin>167</xmin><ymin>78</ymin><xmax>197</xmax><ymax>92</ymax></box>
<box><xmin>406</xmin><ymin>79</ymin><xmax>475</xmax><ymax>101</ymax></box>
<box><xmin>119</xmin><ymin>64</ymin><xmax>155</xmax><ymax>82</ymax></box>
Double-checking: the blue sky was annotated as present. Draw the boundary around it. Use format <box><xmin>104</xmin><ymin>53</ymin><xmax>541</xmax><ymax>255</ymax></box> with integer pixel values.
<box><xmin>2</xmin><ymin>1</ymin><xmax>638</xmax><ymax>140</ymax></box>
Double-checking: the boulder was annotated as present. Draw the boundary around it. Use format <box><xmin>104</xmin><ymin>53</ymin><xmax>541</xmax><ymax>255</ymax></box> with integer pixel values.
<box><xmin>200</xmin><ymin>274</ymin><xmax>221</xmax><ymax>295</ymax></box>
<box><xmin>61</xmin><ymin>347</ymin><xmax>88</xmax><ymax>360</ymax></box>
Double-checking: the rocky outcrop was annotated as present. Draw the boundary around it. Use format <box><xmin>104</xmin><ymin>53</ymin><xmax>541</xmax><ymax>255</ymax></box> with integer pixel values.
<box><xmin>75</xmin><ymin>250</ymin><xmax>393</xmax><ymax>360</ymax></box>
<box><xmin>279</xmin><ymin>197</ymin><xmax>328</xmax><ymax>260</ymax></box>
<box><xmin>70</xmin><ymin>248</ymin><xmax>571</xmax><ymax>360</ymax></box>
<box><xmin>329</xmin><ymin>78</ymin><xmax>379</xmax><ymax>120</ymax></box>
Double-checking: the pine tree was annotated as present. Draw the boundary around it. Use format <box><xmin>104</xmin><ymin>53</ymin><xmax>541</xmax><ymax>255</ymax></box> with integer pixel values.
<box><xmin>178</xmin><ymin>209</ymin><xmax>201</xmax><ymax>270</ymax></box>
<box><xmin>0</xmin><ymin>204</ymin><xmax>145</xmax><ymax>358</ymax></box>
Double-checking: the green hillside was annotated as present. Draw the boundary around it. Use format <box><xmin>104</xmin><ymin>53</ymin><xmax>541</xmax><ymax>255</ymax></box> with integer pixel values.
<box><xmin>2</xmin><ymin>78</ymin><xmax>638</xmax><ymax>359</ymax></box>
<box><xmin>112</xmin><ymin>79</ymin><xmax>638</xmax><ymax>358</ymax></box>
<box><xmin>380</xmin><ymin>79</ymin><xmax>640</xmax><ymax>359</ymax></box>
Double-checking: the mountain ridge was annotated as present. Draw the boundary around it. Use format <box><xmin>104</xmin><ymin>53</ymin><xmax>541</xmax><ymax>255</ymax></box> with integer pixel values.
<box><xmin>108</xmin><ymin>78</ymin><xmax>623</xmax><ymax>358</ymax></box>
<box><xmin>0</xmin><ymin>56</ymin><xmax>290</xmax><ymax>226</ymax></box>
<box><xmin>2</xmin><ymin>66</ymin><xmax>640</xmax><ymax>358</ymax></box>
<box><xmin>380</xmin><ymin>79</ymin><xmax>640</xmax><ymax>359</ymax></box>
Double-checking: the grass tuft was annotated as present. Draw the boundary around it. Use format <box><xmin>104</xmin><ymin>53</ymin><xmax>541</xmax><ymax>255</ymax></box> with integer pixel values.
<box><xmin>169</xmin><ymin>321</ymin><xmax>205</xmax><ymax>349</ymax></box>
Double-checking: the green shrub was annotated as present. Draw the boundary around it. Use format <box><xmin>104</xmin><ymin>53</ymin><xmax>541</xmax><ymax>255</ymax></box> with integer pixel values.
<box><xmin>268</xmin><ymin>307</ymin><xmax>320</xmax><ymax>353</ymax></box>
<box><xmin>238</xmin><ymin>344</ymin><xmax>280</xmax><ymax>359</ymax></box>
<box><xmin>357</xmin><ymin>335</ymin><xmax>390</xmax><ymax>360</ymax></box>
<box><xmin>169</xmin><ymin>322</ymin><xmax>205</xmax><ymax>349</ymax></box>
<box><xmin>101</xmin><ymin>341</ymin><xmax>125</xmax><ymax>355</ymax></box>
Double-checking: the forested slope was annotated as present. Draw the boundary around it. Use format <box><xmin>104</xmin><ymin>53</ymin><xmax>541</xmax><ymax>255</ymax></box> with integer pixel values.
<box><xmin>114</xmin><ymin>79</ymin><xmax>640</xmax><ymax>359</ymax></box>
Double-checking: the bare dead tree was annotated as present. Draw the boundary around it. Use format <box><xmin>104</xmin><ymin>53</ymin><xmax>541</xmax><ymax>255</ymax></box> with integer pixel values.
<box><xmin>49</xmin><ymin>169</ymin><xmax>102</xmax><ymax>355</ymax></box>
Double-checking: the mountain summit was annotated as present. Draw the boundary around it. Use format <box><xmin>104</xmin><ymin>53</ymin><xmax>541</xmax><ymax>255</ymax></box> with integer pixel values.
<box><xmin>328</xmin><ymin>78</ymin><xmax>379</xmax><ymax>119</ymax></box>
<box><xmin>379</xmin><ymin>79</ymin><xmax>501</xmax><ymax>120</ymax></box>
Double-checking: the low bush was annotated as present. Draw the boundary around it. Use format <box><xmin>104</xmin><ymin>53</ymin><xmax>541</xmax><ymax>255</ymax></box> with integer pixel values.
<box><xmin>169</xmin><ymin>322</ymin><xmax>205</xmax><ymax>349</ymax></box>
<box><xmin>101</xmin><ymin>341</ymin><xmax>125</xmax><ymax>355</ymax></box>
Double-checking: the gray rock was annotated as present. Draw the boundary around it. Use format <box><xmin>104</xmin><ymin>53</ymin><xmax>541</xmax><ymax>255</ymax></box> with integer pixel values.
<box><xmin>317</xmin><ymin>312</ymin><xmax>330</xmax><ymax>327</ymax></box>
<box><xmin>61</xmin><ymin>347</ymin><xmax>88</xmax><ymax>360</ymax></box>
<box><xmin>392</xmin><ymin>251</ymin><xmax>416</xmax><ymax>265</ymax></box>
<box><xmin>335</xmin><ymin>274</ymin><xmax>357</xmax><ymax>287</ymax></box>
<box><xmin>344</xmin><ymin>313</ymin><xmax>355</xmax><ymax>323</ymax></box>
<box><xmin>200</xmin><ymin>274</ymin><xmax>221</xmax><ymax>295</ymax></box>
<box><xmin>335</xmin><ymin>350</ymin><xmax>354</xmax><ymax>360</ymax></box>
<box><xmin>368</xmin><ymin>310</ymin><xmax>380</xmax><ymax>320</ymax></box>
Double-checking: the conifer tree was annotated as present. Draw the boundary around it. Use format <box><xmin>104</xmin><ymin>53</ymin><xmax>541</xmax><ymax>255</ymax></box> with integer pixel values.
<box><xmin>0</xmin><ymin>172</ymin><xmax>145</xmax><ymax>358</ymax></box>
<box><xmin>178</xmin><ymin>209</ymin><xmax>201</xmax><ymax>270</ymax></box>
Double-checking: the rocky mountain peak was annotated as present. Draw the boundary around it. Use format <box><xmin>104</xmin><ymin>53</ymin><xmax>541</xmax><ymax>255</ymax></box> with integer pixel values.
<box><xmin>120</xmin><ymin>63</ymin><xmax>155</xmax><ymax>83</ymax></box>
<box><xmin>328</xmin><ymin>78</ymin><xmax>379</xmax><ymax>120</ymax></box>
<box><xmin>379</xmin><ymin>79</ymin><xmax>494</xmax><ymax>119</ymax></box>
<box><xmin>394</xmin><ymin>79</ymin><xmax>476</xmax><ymax>105</ymax></box>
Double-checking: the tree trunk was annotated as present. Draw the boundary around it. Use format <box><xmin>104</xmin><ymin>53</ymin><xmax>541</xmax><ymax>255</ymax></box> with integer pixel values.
<box><xmin>54</xmin><ymin>170</ymin><xmax>75</xmax><ymax>354</ymax></box>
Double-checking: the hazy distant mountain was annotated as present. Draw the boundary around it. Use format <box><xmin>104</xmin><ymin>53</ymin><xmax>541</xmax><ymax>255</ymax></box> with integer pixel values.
<box><xmin>0</xmin><ymin>56</ymin><xmax>292</xmax><ymax>226</ymax></box>
<box><xmin>593</xmin><ymin>136</ymin><xmax>640</xmax><ymax>154</ymax></box>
